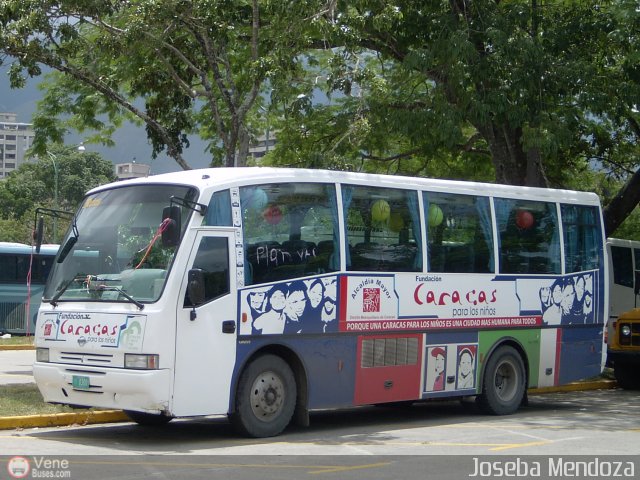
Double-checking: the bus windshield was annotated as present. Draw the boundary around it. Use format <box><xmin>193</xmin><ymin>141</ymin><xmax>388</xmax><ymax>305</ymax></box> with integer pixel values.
<box><xmin>43</xmin><ymin>184</ymin><xmax>198</xmax><ymax>304</ymax></box>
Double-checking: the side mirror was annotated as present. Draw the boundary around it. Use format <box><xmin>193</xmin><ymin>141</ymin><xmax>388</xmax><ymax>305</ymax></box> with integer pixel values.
<box><xmin>161</xmin><ymin>206</ymin><xmax>181</xmax><ymax>247</ymax></box>
<box><xmin>187</xmin><ymin>268</ymin><xmax>206</xmax><ymax>307</ymax></box>
<box><xmin>57</xmin><ymin>236</ymin><xmax>78</xmax><ymax>263</ymax></box>
<box><xmin>34</xmin><ymin>216</ymin><xmax>44</xmax><ymax>253</ymax></box>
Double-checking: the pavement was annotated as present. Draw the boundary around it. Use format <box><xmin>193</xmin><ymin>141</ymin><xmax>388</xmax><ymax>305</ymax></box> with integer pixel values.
<box><xmin>0</xmin><ymin>344</ymin><xmax>618</xmax><ymax>431</ymax></box>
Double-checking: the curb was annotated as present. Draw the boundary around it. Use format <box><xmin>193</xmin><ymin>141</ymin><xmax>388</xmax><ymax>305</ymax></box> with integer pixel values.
<box><xmin>0</xmin><ymin>410</ymin><xmax>129</xmax><ymax>430</ymax></box>
<box><xmin>528</xmin><ymin>379</ymin><xmax>616</xmax><ymax>395</ymax></box>
<box><xmin>0</xmin><ymin>345</ymin><xmax>35</xmax><ymax>351</ymax></box>
<box><xmin>0</xmin><ymin>380</ymin><xmax>617</xmax><ymax>431</ymax></box>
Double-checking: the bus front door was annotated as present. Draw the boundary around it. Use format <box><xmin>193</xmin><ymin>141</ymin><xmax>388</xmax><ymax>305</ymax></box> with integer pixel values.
<box><xmin>172</xmin><ymin>230</ymin><xmax>237</xmax><ymax>416</ymax></box>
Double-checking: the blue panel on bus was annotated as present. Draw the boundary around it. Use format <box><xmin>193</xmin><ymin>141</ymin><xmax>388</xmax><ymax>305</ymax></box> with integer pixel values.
<box><xmin>558</xmin><ymin>326</ymin><xmax>603</xmax><ymax>384</ymax></box>
<box><xmin>295</xmin><ymin>336</ymin><xmax>358</xmax><ymax>409</ymax></box>
<box><xmin>233</xmin><ymin>335</ymin><xmax>358</xmax><ymax>410</ymax></box>
<box><xmin>424</xmin><ymin>331</ymin><xmax>478</xmax><ymax>345</ymax></box>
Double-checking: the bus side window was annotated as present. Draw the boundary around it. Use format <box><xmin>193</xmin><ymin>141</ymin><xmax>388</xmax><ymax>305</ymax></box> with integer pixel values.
<box><xmin>496</xmin><ymin>198</ymin><xmax>560</xmax><ymax>275</ymax></box>
<box><xmin>425</xmin><ymin>192</ymin><xmax>494</xmax><ymax>274</ymax></box>
<box><xmin>204</xmin><ymin>190</ymin><xmax>232</xmax><ymax>226</ymax></box>
<box><xmin>609</xmin><ymin>246</ymin><xmax>633</xmax><ymax>287</ymax></box>
<box><xmin>343</xmin><ymin>185</ymin><xmax>422</xmax><ymax>273</ymax></box>
<box><xmin>240</xmin><ymin>183</ymin><xmax>339</xmax><ymax>285</ymax></box>
<box><xmin>561</xmin><ymin>204</ymin><xmax>601</xmax><ymax>273</ymax></box>
<box><xmin>184</xmin><ymin>237</ymin><xmax>230</xmax><ymax>307</ymax></box>
<box><xmin>0</xmin><ymin>255</ymin><xmax>17</xmax><ymax>282</ymax></box>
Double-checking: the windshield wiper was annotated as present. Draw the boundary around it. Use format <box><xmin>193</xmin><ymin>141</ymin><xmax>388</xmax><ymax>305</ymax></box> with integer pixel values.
<box><xmin>96</xmin><ymin>285</ymin><xmax>145</xmax><ymax>310</ymax></box>
<box><xmin>49</xmin><ymin>275</ymin><xmax>144</xmax><ymax>310</ymax></box>
<box><xmin>56</xmin><ymin>217</ymin><xmax>79</xmax><ymax>264</ymax></box>
<box><xmin>50</xmin><ymin>275</ymin><xmax>84</xmax><ymax>306</ymax></box>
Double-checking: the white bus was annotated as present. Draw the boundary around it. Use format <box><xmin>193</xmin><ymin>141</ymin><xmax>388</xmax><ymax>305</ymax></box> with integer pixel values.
<box><xmin>606</xmin><ymin>238</ymin><xmax>640</xmax><ymax>320</ymax></box>
<box><xmin>33</xmin><ymin>168</ymin><xmax>607</xmax><ymax>437</ymax></box>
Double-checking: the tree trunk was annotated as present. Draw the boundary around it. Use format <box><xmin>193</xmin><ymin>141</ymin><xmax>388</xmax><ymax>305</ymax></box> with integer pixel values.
<box><xmin>235</xmin><ymin>125</ymin><xmax>250</xmax><ymax>168</ymax></box>
<box><xmin>476</xmin><ymin>122</ymin><xmax>548</xmax><ymax>187</ymax></box>
<box><xmin>603</xmin><ymin>165</ymin><xmax>640</xmax><ymax>237</ymax></box>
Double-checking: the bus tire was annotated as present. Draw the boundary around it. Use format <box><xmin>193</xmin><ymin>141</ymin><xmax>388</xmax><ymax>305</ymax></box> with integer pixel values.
<box><xmin>614</xmin><ymin>363</ymin><xmax>640</xmax><ymax>389</ymax></box>
<box><xmin>124</xmin><ymin>410</ymin><xmax>173</xmax><ymax>426</ymax></box>
<box><xmin>478</xmin><ymin>345</ymin><xmax>526</xmax><ymax>415</ymax></box>
<box><xmin>231</xmin><ymin>354</ymin><xmax>296</xmax><ymax>438</ymax></box>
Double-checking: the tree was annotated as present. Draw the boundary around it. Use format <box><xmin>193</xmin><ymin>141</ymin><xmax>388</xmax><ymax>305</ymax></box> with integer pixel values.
<box><xmin>0</xmin><ymin>0</ymin><xmax>322</xmax><ymax>168</ymax></box>
<box><xmin>0</xmin><ymin>145</ymin><xmax>116</xmax><ymax>243</ymax></box>
<box><xmin>3</xmin><ymin>1</ymin><xmax>640</xmax><ymax>235</ymax></box>
<box><xmin>265</xmin><ymin>1</ymin><xmax>639</xmax><ymax>235</ymax></box>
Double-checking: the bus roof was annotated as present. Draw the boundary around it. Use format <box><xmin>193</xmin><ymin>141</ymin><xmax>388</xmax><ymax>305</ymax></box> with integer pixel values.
<box><xmin>88</xmin><ymin>167</ymin><xmax>601</xmax><ymax>205</ymax></box>
<box><xmin>607</xmin><ymin>238</ymin><xmax>640</xmax><ymax>248</ymax></box>
<box><xmin>0</xmin><ymin>242</ymin><xmax>59</xmax><ymax>255</ymax></box>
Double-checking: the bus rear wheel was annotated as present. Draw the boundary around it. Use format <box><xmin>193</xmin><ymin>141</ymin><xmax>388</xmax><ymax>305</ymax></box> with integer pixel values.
<box><xmin>478</xmin><ymin>345</ymin><xmax>526</xmax><ymax>415</ymax></box>
<box><xmin>231</xmin><ymin>354</ymin><xmax>296</xmax><ymax>438</ymax></box>
<box><xmin>124</xmin><ymin>410</ymin><xmax>173</xmax><ymax>426</ymax></box>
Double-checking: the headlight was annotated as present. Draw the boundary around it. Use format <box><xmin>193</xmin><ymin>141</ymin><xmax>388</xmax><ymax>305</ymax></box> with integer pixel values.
<box><xmin>621</xmin><ymin>325</ymin><xmax>632</xmax><ymax>336</ymax></box>
<box><xmin>36</xmin><ymin>348</ymin><xmax>49</xmax><ymax>363</ymax></box>
<box><xmin>124</xmin><ymin>354</ymin><xmax>159</xmax><ymax>370</ymax></box>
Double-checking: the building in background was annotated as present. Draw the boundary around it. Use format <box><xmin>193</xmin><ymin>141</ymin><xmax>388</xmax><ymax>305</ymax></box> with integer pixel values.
<box><xmin>115</xmin><ymin>161</ymin><xmax>151</xmax><ymax>180</ymax></box>
<box><xmin>0</xmin><ymin>113</ymin><xmax>35</xmax><ymax>179</ymax></box>
<box><xmin>249</xmin><ymin>132</ymin><xmax>276</xmax><ymax>161</ymax></box>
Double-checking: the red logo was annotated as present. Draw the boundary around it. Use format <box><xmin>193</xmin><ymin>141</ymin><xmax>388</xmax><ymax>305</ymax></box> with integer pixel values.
<box><xmin>363</xmin><ymin>288</ymin><xmax>381</xmax><ymax>312</ymax></box>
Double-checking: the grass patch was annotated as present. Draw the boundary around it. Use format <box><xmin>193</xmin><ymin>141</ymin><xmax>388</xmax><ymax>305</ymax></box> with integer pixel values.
<box><xmin>0</xmin><ymin>384</ymin><xmax>86</xmax><ymax>417</ymax></box>
<box><xmin>0</xmin><ymin>336</ymin><xmax>35</xmax><ymax>347</ymax></box>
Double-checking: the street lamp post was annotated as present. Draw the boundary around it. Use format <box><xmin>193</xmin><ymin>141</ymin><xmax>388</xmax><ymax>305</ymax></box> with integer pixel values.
<box><xmin>46</xmin><ymin>151</ymin><xmax>59</xmax><ymax>243</ymax></box>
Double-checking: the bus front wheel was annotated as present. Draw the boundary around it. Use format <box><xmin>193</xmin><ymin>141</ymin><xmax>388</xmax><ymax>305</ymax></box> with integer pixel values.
<box><xmin>231</xmin><ymin>354</ymin><xmax>296</xmax><ymax>438</ymax></box>
<box><xmin>478</xmin><ymin>345</ymin><xmax>526</xmax><ymax>415</ymax></box>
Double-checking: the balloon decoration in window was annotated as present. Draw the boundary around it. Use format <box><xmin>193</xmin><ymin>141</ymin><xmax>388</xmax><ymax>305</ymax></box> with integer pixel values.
<box><xmin>428</xmin><ymin>204</ymin><xmax>443</xmax><ymax>227</ymax></box>
<box><xmin>515</xmin><ymin>209</ymin><xmax>534</xmax><ymax>230</ymax></box>
<box><xmin>251</xmin><ymin>188</ymin><xmax>268</xmax><ymax>210</ymax></box>
<box><xmin>262</xmin><ymin>204</ymin><xmax>283</xmax><ymax>225</ymax></box>
<box><xmin>371</xmin><ymin>199</ymin><xmax>390</xmax><ymax>222</ymax></box>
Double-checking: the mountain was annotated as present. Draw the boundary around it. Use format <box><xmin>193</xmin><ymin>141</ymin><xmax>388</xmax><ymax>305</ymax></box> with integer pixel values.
<box><xmin>0</xmin><ymin>66</ymin><xmax>211</xmax><ymax>174</ymax></box>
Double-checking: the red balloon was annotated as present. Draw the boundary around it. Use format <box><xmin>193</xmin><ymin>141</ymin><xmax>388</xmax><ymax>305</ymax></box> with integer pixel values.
<box><xmin>516</xmin><ymin>209</ymin><xmax>534</xmax><ymax>229</ymax></box>
<box><xmin>263</xmin><ymin>205</ymin><xmax>283</xmax><ymax>225</ymax></box>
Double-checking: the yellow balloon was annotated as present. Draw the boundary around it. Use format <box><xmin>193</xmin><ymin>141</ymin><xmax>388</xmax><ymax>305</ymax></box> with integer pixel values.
<box><xmin>371</xmin><ymin>199</ymin><xmax>390</xmax><ymax>222</ymax></box>
<box><xmin>428</xmin><ymin>204</ymin><xmax>443</xmax><ymax>227</ymax></box>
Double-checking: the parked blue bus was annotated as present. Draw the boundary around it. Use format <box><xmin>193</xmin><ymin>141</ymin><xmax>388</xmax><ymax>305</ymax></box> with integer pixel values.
<box><xmin>0</xmin><ymin>242</ymin><xmax>58</xmax><ymax>335</ymax></box>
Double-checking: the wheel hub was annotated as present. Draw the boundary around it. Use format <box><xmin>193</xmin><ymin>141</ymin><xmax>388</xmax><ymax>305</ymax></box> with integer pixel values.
<box><xmin>250</xmin><ymin>371</ymin><xmax>285</xmax><ymax>422</ymax></box>
<box><xmin>495</xmin><ymin>360</ymin><xmax>517</xmax><ymax>401</ymax></box>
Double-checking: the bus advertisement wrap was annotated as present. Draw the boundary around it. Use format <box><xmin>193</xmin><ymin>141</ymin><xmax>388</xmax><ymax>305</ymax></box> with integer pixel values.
<box><xmin>239</xmin><ymin>271</ymin><xmax>599</xmax><ymax>335</ymax></box>
<box><xmin>37</xmin><ymin>312</ymin><xmax>147</xmax><ymax>351</ymax></box>
<box><xmin>32</xmin><ymin>167</ymin><xmax>607</xmax><ymax>438</ymax></box>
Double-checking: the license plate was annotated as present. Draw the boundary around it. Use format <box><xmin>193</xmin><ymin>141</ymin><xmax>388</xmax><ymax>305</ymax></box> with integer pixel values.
<box><xmin>72</xmin><ymin>375</ymin><xmax>91</xmax><ymax>390</ymax></box>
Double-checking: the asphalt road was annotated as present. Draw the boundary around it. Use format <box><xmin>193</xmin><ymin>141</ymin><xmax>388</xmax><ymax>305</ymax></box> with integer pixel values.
<box><xmin>0</xmin><ymin>349</ymin><xmax>35</xmax><ymax>385</ymax></box>
<box><xmin>1</xmin><ymin>389</ymin><xmax>639</xmax><ymax>452</ymax></box>
<box><xmin>1</xmin><ymin>349</ymin><xmax>638</xmax><ymax>479</ymax></box>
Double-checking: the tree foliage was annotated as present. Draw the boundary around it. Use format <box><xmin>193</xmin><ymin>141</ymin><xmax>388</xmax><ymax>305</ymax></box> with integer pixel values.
<box><xmin>266</xmin><ymin>1</ymin><xmax>640</xmax><ymax>234</ymax></box>
<box><xmin>1</xmin><ymin>1</ymin><xmax>639</xmax><ymax>236</ymax></box>
<box><xmin>0</xmin><ymin>0</ymin><xmax>322</xmax><ymax>168</ymax></box>
<box><xmin>0</xmin><ymin>145</ymin><xmax>116</xmax><ymax>243</ymax></box>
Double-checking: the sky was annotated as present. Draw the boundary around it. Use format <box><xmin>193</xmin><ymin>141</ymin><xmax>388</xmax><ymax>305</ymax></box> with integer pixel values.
<box><xmin>0</xmin><ymin>65</ymin><xmax>212</xmax><ymax>175</ymax></box>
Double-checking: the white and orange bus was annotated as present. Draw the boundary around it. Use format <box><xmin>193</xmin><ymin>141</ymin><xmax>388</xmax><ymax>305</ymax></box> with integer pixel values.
<box><xmin>33</xmin><ymin>168</ymin><xmax>607</xmax><ymax>437</ymax></box>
